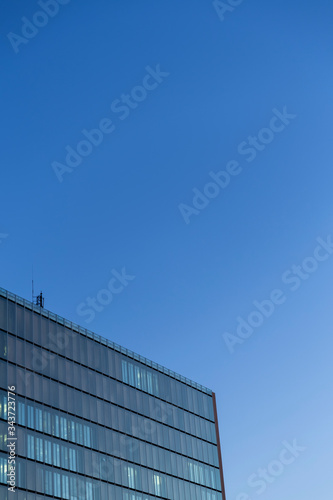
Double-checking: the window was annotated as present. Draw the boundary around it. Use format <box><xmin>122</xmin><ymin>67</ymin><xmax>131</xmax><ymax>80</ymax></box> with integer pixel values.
<box><xmin>0</xmin><ymin>455</ymin><xmax>7</xmax><ymax>484</ymax></box>
<box><xmin>0</xmin><ymin>392</ymin><xmax>7</xmax><ymax>420</ymax></box>
<box><xmin>0</xmin><ymin>297</ymin><xmax>7</xmax><ymax>331</ymax></box>
<box><xmin>7</xmin><ymin>300</ymin><xmax>16</xmax><ymax>334</ymax></box>
<box><xmin>60</xmin><ymin>416</ymin><xmax>68</xmax><ymax>439</ymax></box>
<box><xmin>86</xmin><ymin>480</ymin><xmax>93</xmax><ymax>500</ymax></box>
<box><xmin>0</xmin><ymin>331</ymin><xmax>6</xmax><ymax>361</ymax></box>
<box><xmin>27</xmin><ymin>434</ymin><xmax>34</xmax><ymax>459</ymax></box>
<box><xmin>35</xmin><ymin>408</ymin><xmax>43</xmax><ymax>431</ymax></box>
<box><xmin>147</xmin><ymin>372</ymin><xmax>153</xmax><ymax>394</ymax></box>
<box><xmin>122</xmin><ymin>359</ymin><xmax>159</xmax><ymax>396</ymax></box>
<box><xmin>44</xmin><ymin>469</ymin><xmax>53</xmax><ymax>495</ymax></box>
<box><xmin>18</xmin><ymin>402</ymin><xmax>25</xmax><ymax>425</ymax></box>
<box><xmin>43</xmin><ymin>411</ymin><xmax>52</xmax><ymax>434</ymax></box>
<box><xmin>27</xmin><ymin>405</ymin><xmax>34</xmax><ymax>428</ymax></box>
<box><xmin>36</xmin><ymin>437</ymin><xmax>43</xmax><ymax>461</ymax></box>
<box><xmin>69</xmin><ymin>421</ymin><xmax>76</xmax><ymax>443</ymax></box>
<box><xmin>84</xmin><ymin>424</ymin><xmax>91</xmax><ymax>447</ymax></box>
<box><xmin>153</xmin><ymin>473</ymin><xmax>162</xmax><ymax>496</ymax></box>
<box><xmin>153</xmin><ymin>373</ymin><xmax>159</xmax><ymax>395</ymax></box>
<box><xmin>128</xmin><ymin>364</ymin><xmax>134</xmax><ymax>386</ymax></box>
<box><xmin>127</xmin><ymin>466</ymin><xmax>135</xmax><ymax>489</ymax></box>
<box><xmin>69</xmin><ymin>448</ymin><xmax>76</xmax><ymax>471</ymax></box>
<box><xmin>61</xmin><ymin>445</ymin><xmax>69</xmax><ymax>469</ymax></box>
<box><xmin>62</xmin><ymin>475</ymin><xmax>70</xmax><ymax>499</ymax></box>
<box><xmin>76</xmin><ymin>422</ymin><xmax>83</xmax><ymax>445</ymax></box>
<box><xmin>135</xmin><ymin>366</ymin><xmax>141</xmax><ymax>389</ymax></box>
<box><xmin>70</xmin><ymin>476</ymin><xmax>77</xmax><ymax>500</ymax></box>
<box><xmin>36</xmin><ymin>466</ymin><xmax>44</xmax><ymax>492</ymax></box>
<box><xmin>44</xmin><ymin>439</ymin><xmax>52</xmax><ymax>464</ymax></box>
<box><xmin>54</xmin><ymin>472</ymin><xmax>61</xmax><ymax>497</ymax></box>
<box><xmin>53</xmin><ymin>443</ymin><xmax>60</xmax><ymax>467</ymax></box>
<box><xmin>210</xmin><ymin>467</ymin><xmax>216</xmax><ymax>489</ymax></box>
<box><xmin>53</xmin><ymin>415</ymin><xmax>60</xmax><ymax>437</ymax></box>
<box><xmin>121</xmin><ymin>360</ymin><xmax>128</xmax><ymax>383</ymax></box>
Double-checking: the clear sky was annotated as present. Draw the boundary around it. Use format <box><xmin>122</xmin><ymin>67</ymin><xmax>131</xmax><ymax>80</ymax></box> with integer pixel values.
<box><xmin>1</xmin><ymin>0</ymin><xmax>333</xmax><ymax>498</ymax></box>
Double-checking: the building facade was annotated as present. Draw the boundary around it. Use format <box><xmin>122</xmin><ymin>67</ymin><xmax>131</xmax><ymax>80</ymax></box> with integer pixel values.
<box><xmin>0</xmin><ymin>287</ymin><xmax>226</xmax><ymax>500</ymax></box>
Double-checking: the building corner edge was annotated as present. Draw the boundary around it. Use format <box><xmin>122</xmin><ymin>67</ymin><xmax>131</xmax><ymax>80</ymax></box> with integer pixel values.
<box><xmin>212</xmin><ymin>392</ymin><xmax>227</xmax><ymax>500</ymax></box>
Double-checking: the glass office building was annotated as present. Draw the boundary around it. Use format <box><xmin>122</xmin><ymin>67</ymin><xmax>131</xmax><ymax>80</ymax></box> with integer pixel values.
<box><xmin>0</xmin><ymin>287</ymin><xmax>226</xmax><ymax>500</ymax></box>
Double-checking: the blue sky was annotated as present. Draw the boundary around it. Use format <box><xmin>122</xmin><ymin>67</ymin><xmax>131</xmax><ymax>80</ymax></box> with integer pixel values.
<box><xmin>1</xmin><ymin>0</ymin><xmax>333</xmax><ymax>498</ymax></box>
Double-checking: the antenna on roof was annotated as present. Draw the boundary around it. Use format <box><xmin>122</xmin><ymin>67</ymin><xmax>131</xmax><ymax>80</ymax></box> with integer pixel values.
<box><xmin>32</xmin><ymin>265</ymin><xmax>34</xmax><ymax>302</ymax></box>
<box><xmin>32</xmin><ymin>265</ymin><xmax>45</xmax><ymax>308</ymax></box>
<box><xmin>35</xmin><ymin>292</ymin><xmax>45</xmax><ymax>308</ymax></box>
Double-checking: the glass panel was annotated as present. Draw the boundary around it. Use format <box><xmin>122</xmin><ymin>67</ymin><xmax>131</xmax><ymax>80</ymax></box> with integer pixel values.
<box><xmin>0</xmin><ymin>331</ymin><xmax>7</xmax><ymax>361</ymax></box>
<box><xmin>7</xmin><ymin>300</ymin><xmax>15</xmax><ymax>334</ymax></box>
<box><xmin>0</xmin><ymin>298</ymin><xmax>7</xmax><ymax>331</ymax></box>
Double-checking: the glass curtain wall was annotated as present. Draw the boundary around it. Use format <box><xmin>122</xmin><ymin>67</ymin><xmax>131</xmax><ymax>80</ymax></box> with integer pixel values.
<box><xmin>0</xmin><ymin>290</ymin><xmax>224</xmax><ymax>500</ymax></box>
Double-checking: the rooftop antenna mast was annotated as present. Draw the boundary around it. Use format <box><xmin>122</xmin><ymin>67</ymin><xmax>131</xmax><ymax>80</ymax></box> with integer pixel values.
<box><xmin>32</xmin><ymin>265</ymin><xmax>34</xmax><ymax>302</ymax></box>
<box><xmin>32</xmin><ymin>265</ymin><xmax>45</xmax><ymax>308</ymax></box>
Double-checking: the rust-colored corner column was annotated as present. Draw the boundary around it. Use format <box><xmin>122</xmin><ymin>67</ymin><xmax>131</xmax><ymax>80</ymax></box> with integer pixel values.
<box><xmin>212</xmin><ymin>392</ymin><xmax>227</xmax><ymax>500</ymax></box>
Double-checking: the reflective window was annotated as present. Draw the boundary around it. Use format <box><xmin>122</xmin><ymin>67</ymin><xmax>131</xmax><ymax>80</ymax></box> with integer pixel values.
<box><xmin>0</xmin><ymin>454</ymin><xmax>7</xmax><ymax>484</ymax></box>
<box><xmin>153</xmin><ymin>473</ymin><xmax>163</xmax><ymax>497</ymax></box>
<box><xmin>62</xmin><ymin>474</ymin><xmax>70</xmax><ymax>499</ymax></box>
<box><xmin>0</xmin><ymin>298</ymin><xmax>7</xmax><ymax>331</ymax></box>
<box><xmin>27</xmin><ymin>435</ymin><xmax>34</xmax><ymax>459</ymax></box>
<box><xmin>127</xmin><ymin>465</ymin><xmax>135</xmax><ymax>489</ymax></box>
<box><xmin>54</xmin><ymin>472</ymin><xmax>61</xmax><ymax>497</ymax></box>
<box><xmin>122</xmin><ymin>359</ymin><xmax>159</xmax><ymax>397</ymax></box>
<box><xmin>53</xmin><ymin>442</ymin><xmax>60</xmax><ymax>466</ymax></box>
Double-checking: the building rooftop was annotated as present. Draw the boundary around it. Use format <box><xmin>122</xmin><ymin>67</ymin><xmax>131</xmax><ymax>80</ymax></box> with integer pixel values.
<box><xmin>0</xmin><ymin>286</ymin><xmax>212</xmax><ymax>395</ymax></box>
